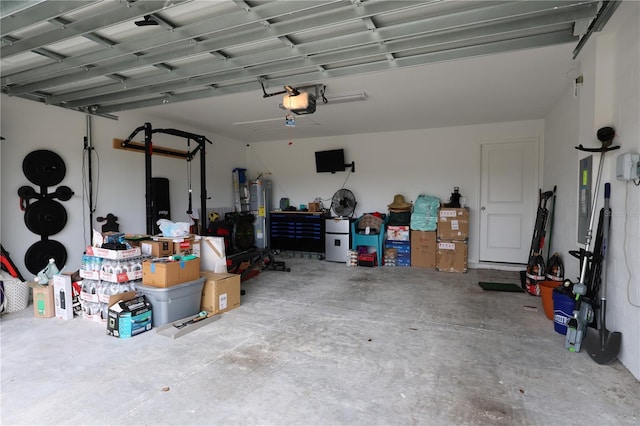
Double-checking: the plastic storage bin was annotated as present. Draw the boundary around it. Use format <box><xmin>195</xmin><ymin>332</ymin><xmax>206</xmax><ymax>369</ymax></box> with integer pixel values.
<box><xmin>136</xmin><ymin>277</ymin><xmax>205</xmax><ymax>327</ymax></box>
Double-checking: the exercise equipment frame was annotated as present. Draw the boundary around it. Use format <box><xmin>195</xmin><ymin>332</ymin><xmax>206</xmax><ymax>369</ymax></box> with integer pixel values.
<box><xmin>121</xmin><ymin>122</ymin><xmax>212</xmax><ymax>235</ymax></box>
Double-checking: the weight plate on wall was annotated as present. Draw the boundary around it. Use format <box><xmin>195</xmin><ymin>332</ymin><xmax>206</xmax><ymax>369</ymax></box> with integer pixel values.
<box><xmin>17</xmin><ymin>185</ymin><xmax>38</xmax><ymax>200</ymax></box>
<box><xmin>22</xmin><ymin>150</ymin><xmax>66</xmax><ymax>187</ymax></box>
<box><xmin>24</xmin><ymin>199</ymin><xmax>68</xmax><ymax>236</ymax></box>
<box><xmin>24</xmin><ymin>240</ymin><xmax>67</xmax><ymax>275</ymax></box>
<box><xmin>50</xmin><ymin>185</ymin><xmax>74</xmax><ymax>201</ymax></box>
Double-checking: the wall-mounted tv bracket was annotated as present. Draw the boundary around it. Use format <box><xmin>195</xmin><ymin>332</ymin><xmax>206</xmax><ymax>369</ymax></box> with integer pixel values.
<box><xmin>121</xmin><ymin>122</ymin><xmax>212</xmax><ymax>235</ymax></box>
<box><xmin>17</xmin><ymin>149</ymin><xmax>74</xmax><ymax>275</ymax></box>
<box><xmin>345</xmin><ymin>161</ymin><xmax>355</xmax><ymax>173</ymax></box>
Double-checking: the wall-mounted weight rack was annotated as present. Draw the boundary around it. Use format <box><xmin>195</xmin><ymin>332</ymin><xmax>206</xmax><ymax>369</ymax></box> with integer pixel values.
<box><xmin>17</xmin><ymin>149</ymin><xmax>74</xmax><ymax>275</ymax></box>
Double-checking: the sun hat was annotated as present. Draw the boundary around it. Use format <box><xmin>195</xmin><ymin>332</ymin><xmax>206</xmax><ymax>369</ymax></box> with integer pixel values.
<box><xmin>387</xmin><ymin>194</ymin><xmax>412</xmax><ymax>210</ymax></box>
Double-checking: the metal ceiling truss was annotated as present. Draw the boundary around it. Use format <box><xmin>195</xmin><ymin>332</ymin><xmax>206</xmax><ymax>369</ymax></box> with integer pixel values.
<box><xmin>1</xmin><ymin>0</ymin><xmax>605</xmax><ymax>117</ymax></box>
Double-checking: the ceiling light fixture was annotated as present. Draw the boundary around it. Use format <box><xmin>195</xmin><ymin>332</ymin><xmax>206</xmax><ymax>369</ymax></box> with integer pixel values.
<box><xmin>278</xmin><ymin>91</ymin><xmax>367</xmax><ymax>111</ymax></box>
<box><xmin>323</xmin><ymin>92</ymin><xmax>368</xmax><ymax>104</ymax></box>
<box><xmin>282</xmin><ymin>91</ymin><xmax>316</xmax><ymax>115</ymax></box>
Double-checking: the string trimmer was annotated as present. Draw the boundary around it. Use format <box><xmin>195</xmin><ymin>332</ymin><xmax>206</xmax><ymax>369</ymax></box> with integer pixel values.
<box><xmin>564</xmin><ymin>126</ymin><xmax>619</xmax><ymax>352</ymax></box>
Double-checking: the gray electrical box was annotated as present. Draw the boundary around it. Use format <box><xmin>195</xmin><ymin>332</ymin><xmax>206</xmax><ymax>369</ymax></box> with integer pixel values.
<box><xmin>616</xmin><ymin>153</ymin><xmax>640</xmax><ymax>181</ymax></box>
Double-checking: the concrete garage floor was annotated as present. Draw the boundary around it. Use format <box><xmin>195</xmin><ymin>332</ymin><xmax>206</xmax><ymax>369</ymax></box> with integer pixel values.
<box><xmin>1</xmin><ymin>256</ymin><xmax>638</xmax><ymax>425</ymax></box>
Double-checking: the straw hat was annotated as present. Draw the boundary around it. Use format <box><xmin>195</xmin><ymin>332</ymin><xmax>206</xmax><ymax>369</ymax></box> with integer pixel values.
<box><xmin>387</xmin><ymin>194</ymin><xmax>412</xmax><ymax>210</ymax></box>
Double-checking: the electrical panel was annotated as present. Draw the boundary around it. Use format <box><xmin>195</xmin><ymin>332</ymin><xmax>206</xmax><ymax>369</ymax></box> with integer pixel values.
<box><xmin>616</xmin><ymin>153</ymin><xmax>640</xmax><ymax>181</ymax></box>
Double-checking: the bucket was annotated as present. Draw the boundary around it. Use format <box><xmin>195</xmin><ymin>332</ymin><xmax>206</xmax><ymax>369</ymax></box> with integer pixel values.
<box><xmin>540</xmin><ymin>280</ymin><xmax>561</xmax><ymax>320</ymax></box>
<box><xmin>552</xmin><ymin>288</ymin><xmax>575</xmax><ymax>334</ymax></box>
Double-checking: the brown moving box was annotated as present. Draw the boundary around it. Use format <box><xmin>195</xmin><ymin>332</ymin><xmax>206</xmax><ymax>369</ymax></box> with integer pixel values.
<box><xmin>149</xmin><ymin>235</ymin><xmax>201</xmax><ymax>257</ymax></box>
<box><xmin>436</xmin><ymin>240</ymin><xmax>468</xmax><ymax>273</ymax></box>
<box><xmin>142</xmin><ymin>258</ymin><xmax>201</xmax><ymax>288</ymax></box>
<box><xmin>141</xmin><ymin>240</ymin><xmax>173</xmax><ymax>258</ymax></box>
<box><xmin>437</xmin><ymin>207</ymin><xmax>469</xmax><ymax>240</ymax></box>
<box><xmin>308</xmin><ymin>202</ymin><xmax>321</xmax><ymax>212</ymax></box>
<box><xmin>200</xmin><ymin>271</ymin><xmax>241</xmax><ymax>314</ymax></box>
<box><xmin>410</xmin><ymin>230</ymin><xmax>437</xmax><ymax>268</ymax></box>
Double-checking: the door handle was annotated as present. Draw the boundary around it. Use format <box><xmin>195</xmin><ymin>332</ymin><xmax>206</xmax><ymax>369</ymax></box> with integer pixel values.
<box><xmin>481</xmin><ymin>206</ymin><xmax>486</xmax><ymax>210</ymax></box>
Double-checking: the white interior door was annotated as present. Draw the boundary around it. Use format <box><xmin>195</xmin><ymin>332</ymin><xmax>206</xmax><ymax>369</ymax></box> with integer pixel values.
<box><xmin>479</xmin><ymin>139</ymin><xmax>538</xmax><ymax>263</ymax></box>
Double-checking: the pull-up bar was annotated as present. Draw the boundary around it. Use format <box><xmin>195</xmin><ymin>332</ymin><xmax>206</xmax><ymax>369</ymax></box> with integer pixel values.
<box><xmin>122</xmin><ymin>122</ymin><xmax>212</xmax><ymax>235</ymax></box>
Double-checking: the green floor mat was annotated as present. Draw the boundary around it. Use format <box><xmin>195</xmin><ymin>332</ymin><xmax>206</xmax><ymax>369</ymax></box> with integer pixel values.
<box><xmin>478</xmin><ymin>281</ymin><xmax>525</xmax><ymax>292</ymax></box>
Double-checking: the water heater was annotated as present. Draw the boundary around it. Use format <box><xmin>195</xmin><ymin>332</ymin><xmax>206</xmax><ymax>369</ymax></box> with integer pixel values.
<box><xmin>249</xmin><ymin>179</ymin><xmax>272</xmax><ymax>249</ymax></box>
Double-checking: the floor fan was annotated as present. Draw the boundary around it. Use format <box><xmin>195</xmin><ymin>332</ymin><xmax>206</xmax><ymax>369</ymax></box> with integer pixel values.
<box><xmin>331</xmin><ymin>189</ymin><xmax>357</xmax><ymax>218</ymax></box>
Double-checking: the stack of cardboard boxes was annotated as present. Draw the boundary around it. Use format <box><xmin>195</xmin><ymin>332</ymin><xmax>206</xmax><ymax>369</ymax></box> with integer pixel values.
<box><xmin>409</xmin><ymin>194</ymin><xmax>439</xmax><ymax>269</ymax></box>
<box><xmin>137</xmin><ymin>235</ymin><xmax>240</xmax><ymax>329</ymax></box>
<box><xmin>435</xmin><ymin>207</ymin><xmax>469</xmax><ymax>273</ymax></box>
<box><xmin>80</xmin><ymin>245</ymin><xmax>146</xmax><ymax>328</ymax></box>
<box><xmin>30</xmin><ymin>232</ymin><xmax>243</xmax><ymax>340</ymax></box>
<box><xmin>385</xmin><ymin>225</ymin><xmax>411</xmax><ymax>266</ymax></box>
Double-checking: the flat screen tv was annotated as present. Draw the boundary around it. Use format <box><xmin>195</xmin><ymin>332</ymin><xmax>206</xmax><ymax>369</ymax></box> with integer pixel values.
<box><xmin>315</xmin><ymin>149</ymin><xmax>345</xmax><ymax>173</ymax></box>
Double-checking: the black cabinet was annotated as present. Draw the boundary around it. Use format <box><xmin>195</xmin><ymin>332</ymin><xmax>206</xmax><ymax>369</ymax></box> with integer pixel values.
<box><xmin>270</xmin><ymin>212</ymin><xmax>325</xmax><ymax>253</ymax></box>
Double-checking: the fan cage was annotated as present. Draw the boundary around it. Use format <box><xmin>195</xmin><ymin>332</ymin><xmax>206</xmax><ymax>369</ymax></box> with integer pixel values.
<box><xmin>332</xmin><ymin>189</ymin><xmax>356</xmax><ymax>217</ymax></box>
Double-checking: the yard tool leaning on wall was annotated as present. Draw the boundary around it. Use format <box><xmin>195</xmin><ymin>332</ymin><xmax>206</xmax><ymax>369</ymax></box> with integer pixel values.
<box><xmin>524</xmin><ymin>187</ymin><xmax>556</xmax><ymax>296</ymax></box>
<box><xmin>585</xmin><ymin>183</ymin><xmax>622</xmax><ymax>363</ymax></box>
<box><xmin>563</xmin><ymin>127</ymin><xmax>619</xmax><ymax>353</ymax></box>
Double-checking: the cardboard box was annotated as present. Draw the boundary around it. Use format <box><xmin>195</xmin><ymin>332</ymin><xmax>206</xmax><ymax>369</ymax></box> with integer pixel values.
<box><xmin>52</xmin><ymin>274</ymin><xmax>74</xmax><ymax>320</ymax></box>
<box><xmin>85</xmin><ymin>246</ymin><xmax>141</xmax><ymax>260</ymax></box>
<box><xmin>102</xmin><ymin>232</ymin><xmax>125</xmax><ymax>245</ymax></box>
<box><xmin>142</xmin><ymin>258</ymin><xmax>201</xmax><ymax>288</ymax></box>
<box><xmin>436</xmin><ymin>240</ymin><xmax>468</xmax><ymax>273</ymax></box>
<box><xmin>437</xmin><ymin>207</ymin><xmax>469</xmax><ymax>240</ymax></box>
<box><xmin>410</xmin><ymin>230</ymin><xmax>437</xmax><ymax>268</ymax></box>
<box><xmin>141</xmin><ymin>240</ymin><xmax>173</xmax><ymax>258</ymax></box>
<box><xmin>308</xmin><ymin>202</ymin><xmax>321</xmax><ymax>212</ymax></box>
<box><xmin>32</xmin><ymin>284</ymin><xmax>54</xmax><ymax>318</ymax></box>
<box><xmin>385</xmin><ymin>240</ymin><xmax>410</xmax><ymax>255</ymax></box>
<box><xmin>396</xmin><ymin>256</ymin><xmax>411</xmax><ymax>266</ymax></box>
<box><xmin>82</xmin><ymin>290</ymin><xmax>136</xmax><ymax>324</ymax></box>
<box><xmin>387</xmin><ymin>225</ymin><xmax>410</xmax><ymax>241</ymax></box>
<box><xmin>153</xmin><ymin>235</ymin><xmax>200</xmax><ymax>257</ymax></box>
<box><xmin>107</xmin><ymin>294</ymin><xmax>153</xmax><ymax>339</ymax></box>
<box><xmin>200</xmin><ymin>272</ymin><xmax>241</xmax><ymax>314</ymax></box>
<box><xmin>176</xmin><ymin>236</ymin><xmax>200</xmax><ymax>257</ymax></box>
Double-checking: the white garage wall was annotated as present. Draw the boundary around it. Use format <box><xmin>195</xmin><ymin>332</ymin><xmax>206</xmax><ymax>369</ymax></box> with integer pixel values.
<box><xmin>246</xmin><ymin>119</ymin><xmax>545</xmax><ymax>268</ymax></box>
<box><xmin>1</xmin><ymin>95</ymin><xmax>245</xmax><ymax>275</ymax></box>
<box><xmin>543</xmin><ymin>84</ymin><xmax>581</xmax><ymax>282</ymax></box>
<box><xmin>544</xmin><ymin>1</ymin><xmax>640</xmax><ymax>380</ymax></box>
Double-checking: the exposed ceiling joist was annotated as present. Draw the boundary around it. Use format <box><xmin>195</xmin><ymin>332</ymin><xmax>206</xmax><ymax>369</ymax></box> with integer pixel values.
<box><xmin>0</xmin><ymin>0</ymin><xmax>97</xmax><ymax>36</ymax></box>
<box><xmin>1</xmin><ymin>0</ymin><xmax>190</xmax><ymax>57</ymax></box>
<box><xmin>0</xmin><ymin>0</ymin><xmax>608</xmax><ymax>118</ymax></box>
